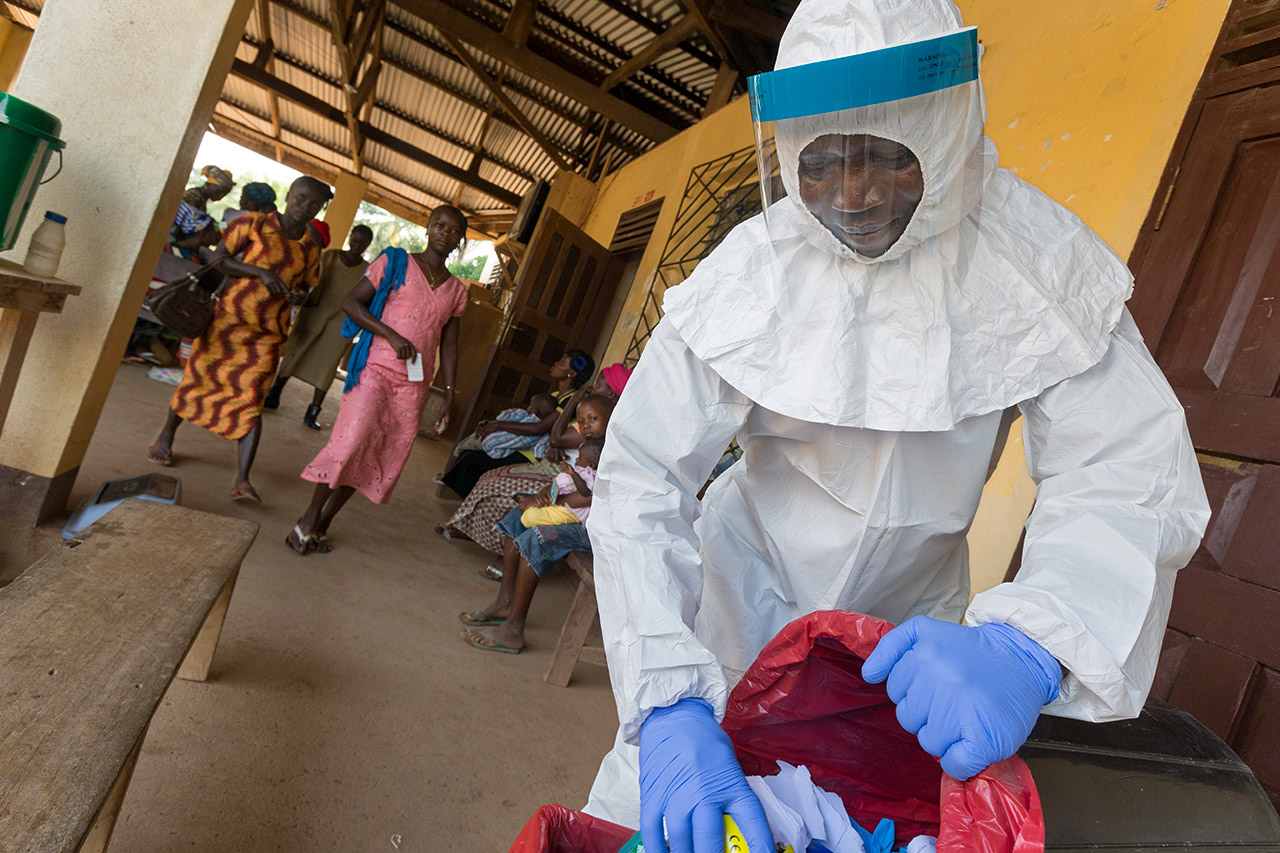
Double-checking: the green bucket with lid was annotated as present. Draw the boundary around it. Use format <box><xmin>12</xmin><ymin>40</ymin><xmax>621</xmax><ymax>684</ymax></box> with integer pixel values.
<box><xmin>0</xmin><ymin>89</ymin><xmax>66</xmax><ymax>251</ymax></box>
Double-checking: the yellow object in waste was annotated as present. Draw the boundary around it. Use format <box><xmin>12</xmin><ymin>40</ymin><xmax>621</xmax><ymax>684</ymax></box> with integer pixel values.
<box><xmin>724</xmin><ymin>815</ymin><xmax>794</xmax><ymax>853</ymax></box>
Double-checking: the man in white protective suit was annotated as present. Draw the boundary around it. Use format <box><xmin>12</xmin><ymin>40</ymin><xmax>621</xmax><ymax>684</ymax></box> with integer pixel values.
<box><xmin>582</xmin><ymin>0</ymin><xmax>1211</xmax><ymax>851</ymax></box>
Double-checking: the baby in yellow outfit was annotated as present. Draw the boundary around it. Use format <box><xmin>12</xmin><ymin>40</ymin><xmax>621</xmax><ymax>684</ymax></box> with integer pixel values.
<box><xmin>519</xmin><ymin>438</ymin><xmax>602</xmax><ymax>528</ymax></box>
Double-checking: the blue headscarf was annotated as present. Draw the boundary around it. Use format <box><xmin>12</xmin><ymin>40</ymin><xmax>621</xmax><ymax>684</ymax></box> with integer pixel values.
<box><xmin>342</xmin><ymin>247</ymin><xmax>407</xmax><ymax>393</ymax></box>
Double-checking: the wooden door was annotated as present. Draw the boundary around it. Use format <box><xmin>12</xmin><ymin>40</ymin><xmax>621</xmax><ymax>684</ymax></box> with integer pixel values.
<box><xmin>1130</xmin><ymin>84</ymin><xmax>1280</xmax><ymax>462</ymax></box>
<box><xmin>460</xmin><ymin>209</ymin><xmax>624</xmax><ymax>434</ymax></box>
<box><xmin>1128</xmin><ymin>3</ymin><xmax>1280</xmax><ymax>807</ymax></box>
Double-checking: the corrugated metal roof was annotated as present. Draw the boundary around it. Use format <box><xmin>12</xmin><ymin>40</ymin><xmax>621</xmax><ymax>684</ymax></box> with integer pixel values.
<box><xmin>9</xmin><ymin>0</ymin><xmax>785</xmax><ymax>235</ymax></box>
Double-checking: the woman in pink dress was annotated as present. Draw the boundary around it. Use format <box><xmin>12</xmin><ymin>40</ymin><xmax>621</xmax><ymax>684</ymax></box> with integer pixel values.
<box><xmin>286</xmin><ymin>206</ymin><xmax>468</xmax><ymax>554</ymax></box>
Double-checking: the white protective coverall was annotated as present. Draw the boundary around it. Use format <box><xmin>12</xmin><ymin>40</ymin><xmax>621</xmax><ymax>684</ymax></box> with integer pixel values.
<box><xmin>584</xmin><ymin>0</ymin><xmax>1210</xmax><ymax>828</ymax></box>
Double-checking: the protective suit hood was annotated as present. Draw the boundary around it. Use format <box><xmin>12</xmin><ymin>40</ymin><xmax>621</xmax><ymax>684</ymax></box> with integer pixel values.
<box><xmin>662</xmin><ymin>0</ymin><xmax>1134</xmax><ymax>431</ymax></box>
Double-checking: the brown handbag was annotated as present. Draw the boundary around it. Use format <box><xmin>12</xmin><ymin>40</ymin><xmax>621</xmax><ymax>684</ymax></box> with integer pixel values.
<box><xmin>146</xmin><ymin>264</ymin><xmax>224</xmax><ymax>338</ymax></box>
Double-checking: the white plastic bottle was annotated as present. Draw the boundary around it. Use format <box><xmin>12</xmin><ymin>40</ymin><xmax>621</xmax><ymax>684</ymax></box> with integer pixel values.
<box><xmin>23</xmin><ymin>211</ymin><xmax>67</xmax><ymax>277</ymax></box>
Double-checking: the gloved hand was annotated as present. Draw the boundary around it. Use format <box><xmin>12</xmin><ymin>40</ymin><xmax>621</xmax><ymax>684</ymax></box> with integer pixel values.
<box><xmin>638</xmin><ymin>698</ymin><xmax>774</xmax><ymax>853</ymax></box>
<box><xmin>862</xmin><ymin>617</ymin><xmax>1062</xmax><ymax>781</ymax></box>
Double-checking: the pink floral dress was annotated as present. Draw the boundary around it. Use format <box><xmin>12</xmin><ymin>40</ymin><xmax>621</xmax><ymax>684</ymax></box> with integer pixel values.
<box><xmin>301</xmin><ymin>253</ymin><xmax>466</xmax><ymax>504</ymax></box>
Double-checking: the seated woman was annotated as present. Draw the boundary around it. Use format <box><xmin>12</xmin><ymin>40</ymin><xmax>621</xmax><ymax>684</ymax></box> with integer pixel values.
<box><xmin>437</xmin><ymin>349</ymin><xmax>595</xmax><ymax>498</ymax></box>
<box><xmin>437</xmin><ymin>372</ymin><xmax>619</xmax><ymax>558</ymax></box>
<box><xmin>459</xmin><ymin>432</ymin><xmax>608</xmax><ymax>653</ymax></box>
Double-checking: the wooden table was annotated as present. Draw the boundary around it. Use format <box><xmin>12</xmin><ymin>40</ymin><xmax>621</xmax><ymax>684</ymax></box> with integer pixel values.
<box><xmin>0</xmin><ymin>257</ymin><xmax>82</xmax><ymax>437</ymax></box>
<box><xmin>0</xmin><ymin>500</ymin><xmax>258</xmax><ymax>852</ymax></box>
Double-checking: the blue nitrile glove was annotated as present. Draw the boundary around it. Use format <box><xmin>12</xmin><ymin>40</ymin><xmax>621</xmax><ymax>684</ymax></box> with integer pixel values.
<box><xmin>852</xmin><ymin>818</ymin><xmax>896</xmax><ymax>853</ymax></box>
<box><xmin>861</xmin><ymin>617</ymin><xmax>1062</xmax><ymax>781</ymax></box>
<box><xmin>638</xmin><ymin>698</ymin><xmax>774</xmax><ymax>853</ymax></box>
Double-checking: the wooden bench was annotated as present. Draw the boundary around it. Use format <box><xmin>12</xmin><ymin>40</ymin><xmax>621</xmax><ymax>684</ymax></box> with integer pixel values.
<box><xmin>0</xmin><ymin>500</ymin><xmax>257</xmax><ymax>853</ymax></box>
<box><xmin>544</xmin><ymin>551</ymin><xmax>608</xmax><ymax>687</ymax></box>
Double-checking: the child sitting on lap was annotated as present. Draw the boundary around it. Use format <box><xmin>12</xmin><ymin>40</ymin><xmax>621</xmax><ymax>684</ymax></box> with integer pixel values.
<box><xmin>459</xmin><ymin>438</ymin><xmax>604</xmax><ymax>654</ymax></box>
<box><xmin>454</xmin><ymin>393</ymin><xmax>558</xmax><ymax>458</ymax></box>
<box><xmin>518</xmin><ymin>444</ymin><xmax>597</xmax><ymax>527</ymax></box>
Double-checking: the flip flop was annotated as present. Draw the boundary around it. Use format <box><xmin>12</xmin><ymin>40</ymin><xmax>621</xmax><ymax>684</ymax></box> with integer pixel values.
<box><xmin>231</xmin><ymin>483</ymin><xmax>262</xmax><ymax>504</ymax></box>
<box><xmin>459</xmin><ymin>609</ymin><xmax>506</xmax><ymax>627</ymax></box>
<box><xmin>461</xmin><ymin>628</ymin><xmax>522</xmax><ymax>654</ymax></box>
<box><xmin>285</xmin><ymin>524</ymin><xmax>313</xmax><ymax>555</ymax></box>
<box><xmin>477</xmin><ymin>565</ymin><xmax>502</xmax><ymax>582</ymax></box>
<box><xmin>146</xmin><ymin>444</ymin><xmax>173</xmax><ymax>466</ymax></box>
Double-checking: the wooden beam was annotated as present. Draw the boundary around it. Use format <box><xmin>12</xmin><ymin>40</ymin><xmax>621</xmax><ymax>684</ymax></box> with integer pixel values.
<box><xmin>704</xmin><ymin>61</ymin><xmax>738</xmax><ymax>115</ymax></box>
<box><xmin>349</xmin><ymin>0</ymin><xmax>385</xmax><ymax>68</ymax></box>
<box><xmin>441</xmin><ymin>34</ymin><xmax>572</xmax><ymax>171</ymax></box>
<box><xmin>680</xmin><ymin>0</ymin><xmax>732</xmax><ymax>60</ymax></box>
<box><xmin>708</xmin><ymin>1</ymin><xmax>786</xmax><ymax>42</ymax></box>
<box><xmin>601</xmin><ymin>13</ymin><xmax>696</xmax><ymax>92</ymax></box>
<box><xmin>587</xmin><ymin>118</ymin><xmax>612</xmax><ymax>180</ymax></box>
<box><xmin>353</xmin><ymin>60</ymin><xmax>382</xmax><ymax>112</ymax></box>
<box><xmin>240</xmin><ymin>35</ymin><xmax>542</xmax><ymax>182</ymax></box>
<box><xmin>210</xmin><ymin>113</ymin><xmax>512</xmax><ymax>237</ymax></box>
<box><xmin>503</xmin><ymin>0</ymin><xmax>537</xmax><ymax>48</ymax></box>
<box><xmin>391</xmin><ymin>0</ymin><xmax>678</xmax><ymax>141</ymax></box>
<box><xmin>229</xmin><ymin>59</ymin><xmax>522</xmax><ymax>206</ymax></box>
<box><xmin>596</xmin><ymin>0</ymin><xmax>718</xmax><ymax>67</ymax></box>
<box><xmin>255</xmin><ymin>0</ymin><xmax>285</xmax><ymax>162</ymax></box>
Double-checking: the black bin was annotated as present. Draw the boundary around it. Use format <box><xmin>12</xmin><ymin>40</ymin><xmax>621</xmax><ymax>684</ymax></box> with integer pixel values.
<box><xmin>1021</xmin><ymin>699</ymin><xmax>1280</xmax><ymax>851</ymax></box>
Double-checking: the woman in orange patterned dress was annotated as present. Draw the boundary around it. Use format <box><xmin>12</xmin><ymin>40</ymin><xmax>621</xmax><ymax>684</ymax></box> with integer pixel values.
<box><xmin>146</xmin><ymin>176</ymin><xmax>332</xmax><ymax>503</ymax></box>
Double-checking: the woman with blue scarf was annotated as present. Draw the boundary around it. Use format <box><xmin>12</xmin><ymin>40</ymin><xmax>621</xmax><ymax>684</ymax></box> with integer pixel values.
<box><xmin>286</xmin><ymin>206</ymin><xmax>468</xmax><ymax>554</ymax></box>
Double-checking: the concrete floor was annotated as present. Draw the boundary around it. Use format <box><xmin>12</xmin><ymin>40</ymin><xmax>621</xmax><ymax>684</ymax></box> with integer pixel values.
<box><xmin>57</xmin><ymin>363</ymin><xmax>621</xmax><ymax>851</ymax></box>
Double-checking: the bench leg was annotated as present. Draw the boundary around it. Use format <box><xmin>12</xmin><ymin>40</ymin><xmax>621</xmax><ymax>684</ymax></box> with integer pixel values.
<box><xmin>76</xmin><ymin>726</ymin><xmax>145</xmax><ymax>853</ymax></box>
<box><xmin>178</xmin><ymin>566</ymin><xmax>239</xmax><ymax>682</ymax></box>
<box><xmin>544</xmin><ymin>576</ymin><xmax>599</xmax><ymax>687</ymax></box>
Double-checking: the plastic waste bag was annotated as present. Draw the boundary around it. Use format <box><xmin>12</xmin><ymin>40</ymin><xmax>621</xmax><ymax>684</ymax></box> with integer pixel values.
<box><xmin>510</xmin><ymin>611</ymin><xmax>1044</xmax><ymax>853</ymax></box>
<box><xmin>510</xmin><ymin>804</ymin><xmax>636</xmax><ymax>853</ymax></box>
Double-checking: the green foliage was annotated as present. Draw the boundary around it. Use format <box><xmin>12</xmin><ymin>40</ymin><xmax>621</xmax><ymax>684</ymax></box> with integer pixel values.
<box><xmin>448</xmin><ymin>256</ymin><xmax>487</xmax><ymax>282</ymax></box>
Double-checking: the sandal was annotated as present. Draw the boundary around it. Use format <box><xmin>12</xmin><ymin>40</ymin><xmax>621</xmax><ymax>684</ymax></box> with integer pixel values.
<box><xmin>478</xmin><ymin>565</ymin><xmax>503</xmax><ymax>582</ymax></box>
<box><xmin>461</xmin><ymin>627</ymin><xmax>522</xmax><ymax>654</ymax></box>
<box><xmin>459</xmin><ymin>609</ymin><xmax>506</xmax><ymax>627</ymax></box>
<box><xmin>310</xmin><ymin>533</ymin><xmax>333</xmax><ymax>554</ymax></box>
<box><xmin>286</xmin><ymin>524</ymin><xmax>313</xmax><ymax>555</ymax></box>
<box><xmin>146</xmin><ymin>444</ymin><xmax>173</xmax><ymax>466</ymax></box>
<box><xmin>230</xmin><ymin>483</ymin><xmax>262</xmax><ymax>504</ymax></box>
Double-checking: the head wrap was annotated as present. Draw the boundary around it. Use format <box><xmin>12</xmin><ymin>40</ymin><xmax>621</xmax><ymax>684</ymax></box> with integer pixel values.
<box><xmin>242</xmin><ymin>182</ymin><xmax>277</xmax><ymax>206</ymax></box>
<box><xmin>309</xmin><ymin>219</ymin><xmax>331</xmax><ymax>248</ymax></box>
<box><xmin>565</xmin><ymin>349</ymin><xmax>595</xmax><ymax>388</ymax></box>
<box><xmin>200</xmin><ymin>165</ymin><xmax>235</xmax><ymax>189</ymax></box>
<box><xmin>602</xmin><ymin>363</ymin><xmax>633</xmax><ymax>396</ymax></box>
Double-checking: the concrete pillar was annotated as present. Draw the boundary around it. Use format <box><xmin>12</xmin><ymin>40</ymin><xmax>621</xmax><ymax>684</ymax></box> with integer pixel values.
<box><xmin>0</xmin><ymin>0</ymin><xmax>254</xmax><ymax>531</ymax></box>
<box><xmin>323</xmin><ymin>170</ymin><xmax>369</xmax><ymax>250</ymax></box>
<box><xmin>0</xmin><ymin>18</ymin><xmax>32</xmax><ymax>91</ymax></box>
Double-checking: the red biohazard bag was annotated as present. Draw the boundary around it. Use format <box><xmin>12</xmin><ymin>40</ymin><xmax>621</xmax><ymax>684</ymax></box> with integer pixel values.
<box><xmin>511</xmin><ymin>610</ymin><xmax>1044</xmax><ymax>853</ymax></box>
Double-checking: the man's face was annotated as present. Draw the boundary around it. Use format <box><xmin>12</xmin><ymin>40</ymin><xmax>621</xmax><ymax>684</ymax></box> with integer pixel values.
<box><xmin>797</xmin><ymin>134</ymin><xmax>924</xmax><ymax>258</ymax></box>
<box><xmin>349</xmin><ymin>229</ymin><xmax>372</xmax><ymax>256</ymax></box>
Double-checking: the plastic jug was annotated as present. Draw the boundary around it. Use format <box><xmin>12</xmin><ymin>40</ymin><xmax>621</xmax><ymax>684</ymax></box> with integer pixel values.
<box><xmin>23</xmin><ymin>210</ymin><xmax>66</xmax><ymax>277</ymax></box>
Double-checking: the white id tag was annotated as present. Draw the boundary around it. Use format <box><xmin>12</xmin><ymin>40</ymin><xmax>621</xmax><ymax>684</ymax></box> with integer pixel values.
<box><xmin>406</xmin><ymin>353</ymin><xmax>424</xmax><ymax>382</ymax></box>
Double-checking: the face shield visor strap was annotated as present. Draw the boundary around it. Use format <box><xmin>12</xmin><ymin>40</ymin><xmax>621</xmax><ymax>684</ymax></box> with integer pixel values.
<box><xmin>749</xmin><ymin>28</ymin><xmax>981</xmax><ymax>262</ymax></box>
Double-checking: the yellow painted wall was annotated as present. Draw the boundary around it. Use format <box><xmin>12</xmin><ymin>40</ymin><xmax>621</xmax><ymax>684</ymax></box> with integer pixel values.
<box><xmin>585</xmin><ymin>95</ymin><xmax>755</xmax><ymax>369</ymax></box>
<box><xmin>586</xmin><ymin>0</ymin><xmax>1231</xmax><ymax>597</ymax></box>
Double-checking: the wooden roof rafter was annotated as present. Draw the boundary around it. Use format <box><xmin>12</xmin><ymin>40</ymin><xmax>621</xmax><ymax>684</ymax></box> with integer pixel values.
<box><xmin>263</xmin><ymin>0</ymin><xmax>651</xmax><ymax>162</ymax></box>
<box><xmin>229</xmin><ymin>58</ymin><xmax>523</xmax><ymax>206</ymax></box>
<box><xmin>391</xmin><ymin>0</ymin><xmax>681</xmax><ymax>141</ymax></box>
<box><xmin>239</xmin><ymin>33</ymin><xmax>543</xmax><ymax>183</ymax></box>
